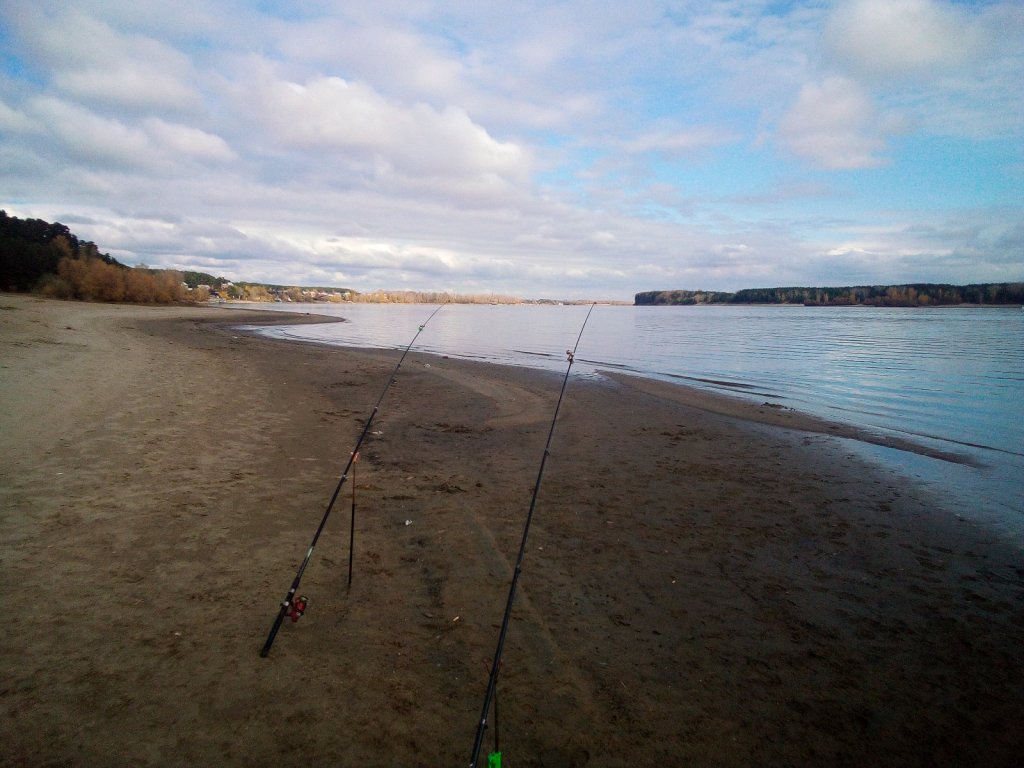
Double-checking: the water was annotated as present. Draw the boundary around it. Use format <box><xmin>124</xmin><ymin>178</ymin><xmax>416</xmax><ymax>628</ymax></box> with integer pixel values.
<box><xmin>232</xmin><ymin>303</ymin><xmax>1024</xmax><ymax>537</ymax></box>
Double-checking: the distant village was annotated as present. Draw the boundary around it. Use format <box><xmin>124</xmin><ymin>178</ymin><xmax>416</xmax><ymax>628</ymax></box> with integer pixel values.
<box><xmin>199</xmin><ymin>281</ymin><xmax>354</xmax><ymax>303</ymax></box>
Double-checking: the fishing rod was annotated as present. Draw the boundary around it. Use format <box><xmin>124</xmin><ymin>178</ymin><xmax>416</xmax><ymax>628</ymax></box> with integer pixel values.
<box><xmin>469</xmin><ymin>303</ymin><xmax>595</xmax><ymax>768</ymax></box>
<box><xmin>259</xmin><ymin>303</ymin><xmax>446</xmax><ymax>658</ymax></box>
<box><xmin>349</xmin><ymin>450</ymin><xmax>358</xmax><ymax>588</ymax></box>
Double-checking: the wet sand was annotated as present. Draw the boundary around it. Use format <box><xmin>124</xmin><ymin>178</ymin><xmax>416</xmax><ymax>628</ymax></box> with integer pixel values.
<box><xmin>1</xmin><ymin>294</ymin><xmax>1022</xmax><ymax>767</ymax></box>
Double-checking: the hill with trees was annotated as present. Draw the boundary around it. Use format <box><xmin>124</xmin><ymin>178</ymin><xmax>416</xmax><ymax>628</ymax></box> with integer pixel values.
<box><xmin>0</xmin><ymin>211</ymin><xmax>361</xmax><ymax>304</ymax></box>
<box><xmin>635</xmin><ymin>283</ymin><xmax>1024</xmax><ymax>307</ymax></box>
<box><xmin>2</xmin><ymin>211</ymin><xmax>121</xmax><ymax>291</ymax></box>
<box><xmin>1</xmin><ymin>211</ymin><xmax>191</xmax><ymax>303</ymax></box>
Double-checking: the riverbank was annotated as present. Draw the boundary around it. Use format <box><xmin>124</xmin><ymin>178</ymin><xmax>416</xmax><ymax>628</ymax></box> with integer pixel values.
<box><xmin>2</xmin><ymin>294</ymin><xmax>1021</xmax><ymax>766</ymax></box>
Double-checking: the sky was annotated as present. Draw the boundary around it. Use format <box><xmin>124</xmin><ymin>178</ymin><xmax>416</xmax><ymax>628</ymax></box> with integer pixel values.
<box><xmin>1</xmin><ymin>0</ymin><xmax>1022</xmax><ymax>300</ymax></box>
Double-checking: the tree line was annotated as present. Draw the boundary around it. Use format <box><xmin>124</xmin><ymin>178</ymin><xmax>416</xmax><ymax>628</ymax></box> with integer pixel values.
<box><xmin>1</xmin><ymin>211</ymin><xmax>190</xmax><ymax>303</ymax></box>
<box><xmin>635</xmin><ymin>283</ymin><xmax>1024</xmax><ymax>306</ymax></box>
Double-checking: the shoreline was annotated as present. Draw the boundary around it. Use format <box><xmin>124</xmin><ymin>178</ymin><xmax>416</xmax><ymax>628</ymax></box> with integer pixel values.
<box><xmin>232</xmin><ymin>304</ymin><xmax>982</xmax><ymax>466</ymax></box>
<box><xmin>223</xmin><ymin>299</ymin><xmax>1024</xmax><ymax>311</ymax></box>
<box><xmin>600</xmin><ymin>370</ymin><xmax>980</xmax><ymax>466</ymax></box>
<box><xmin>234</xmin><ymin>301</ymin><xmax>1020</xmax><ymax>538</ymax></box>
<box><xmin>2</xmin><ymin>295</ymin><xmax>1022</xmax><ymax>766</ymax></box>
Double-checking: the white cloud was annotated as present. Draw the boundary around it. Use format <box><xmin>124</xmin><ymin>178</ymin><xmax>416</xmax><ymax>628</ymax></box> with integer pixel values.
<box><xmin>141</xmin><ymin>119</ymin><xmax>236</xmax><ymax>162</ymax></box>
<box><xmin>800</xmin><ymin>208</ymin><xmax>1024</xmax><ymax>285</ymax></box>
<box><xmin>55</xmin><ymin>66</ymin><xmax>198</xmax><ymax>112</ymax></box>
<box><xmin>824</xmin><ymin>0</ymin><xmax>984</xmax><ymax>80</ymax></box>
<box><xmin>68</xmin><ymin>9</ymin><xmax>180</xmax><ymax>69</ymax></box>
<box><xmin>622</xmin><ymin>125</ymin><xmax>736</xmax><ymax>156</ymax></box>
<box><xmin>820</xmin><ymin>0</ymin><xmax>1024</xmax><ymax>140</ymax></box>
<box><xmin>29</xmin><ymin>97</ymin><xmax>157</xmax><ymax>168</ymax></box>
<box><xmin>6</xmin><ymin>4</ymin><xmax>200</xmax><ymax>113</ymax></box>
<box><xmin>244</xmin><ymin>73</ymin><xmax>530</xmax><ymax>181</ymax></box>
<box><xmin>0</xmin><ymin>98</ymin><xmax>35</xmax><ymax>133</ymax></box>
<box><xmin>23</xmin><ymin>98</ymin><xmax>234</xmax><ymax>170</ymax></box>
<box><xmin>777</xmin><ymin>76</ymin><xmax>889</xmax><ymax>170</ymax></box>
<box><xmin>275</xmin><ymin>18</ymin><xmax>467</xmax><ymax>104</ymax></box>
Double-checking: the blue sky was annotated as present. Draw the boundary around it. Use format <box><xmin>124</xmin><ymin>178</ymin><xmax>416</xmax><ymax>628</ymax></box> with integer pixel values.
<box><xmin>1</xmin><ymin>0</ymin><xmax>1021</xmax><ymax>299</ymax></box>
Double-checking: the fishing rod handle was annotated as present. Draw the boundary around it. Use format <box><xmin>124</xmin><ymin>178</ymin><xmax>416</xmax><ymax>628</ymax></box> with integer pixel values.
<box><xmin>260</xmin><ymin>573</ymin><xmax>304</xmax><ymax>658</ymax></box>
<box><xmin>259</xmin><ymin>605</ymin><xmax>287</xmax><ymax>657</ymax></box>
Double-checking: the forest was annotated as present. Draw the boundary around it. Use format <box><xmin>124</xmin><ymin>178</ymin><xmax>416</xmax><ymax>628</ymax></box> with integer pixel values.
<box><xmin>635</xmin><ymin>283</ymin><xmax>1024</xmax><ymax>306</ymax></box>
<box><xmin>0</xmin><ymin>211</ymin><xmax>190</xmax><ymax>303</ymax></box>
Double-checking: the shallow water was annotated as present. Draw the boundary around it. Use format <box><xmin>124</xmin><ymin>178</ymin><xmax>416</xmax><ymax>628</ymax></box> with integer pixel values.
<box><xmin>234</xmin><ymin>303</ymin><xmax>1023</xmax><ymax>538</ymax></box>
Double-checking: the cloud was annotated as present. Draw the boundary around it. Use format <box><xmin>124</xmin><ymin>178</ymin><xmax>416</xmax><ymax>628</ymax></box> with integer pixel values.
<box><xmin>824</xmin><ymin>0</ymin><xmax>984</xmax><ymax>81</ymax></box>
<box><xmin>799</xmin><ymin>208</ymin><xmax>1024</xmax><ymax>285</ymax></box>
<box><xmin>142</xmin><ymin>118</ymin><xmax>236</xmax><ymax>162</ymax></box>
<box><xmin>28</xmin><ymin>97</ymin><xmax>156</xmax><ymax>169</ymax></box>
<box><xmin>275</xmin><ymin>17</ymin><xmax>467</xmax><ymax>104</ymax></box>
<box><xmin>820</xmin><ymin>0</ymin><xmax>1023</xmax><ymax>140</ymax></box>
<box><xmin>20</xmin><ymin>98</ymin><xmax>234</xmax><ymax>170</ymax></box>
<box><xmin>54</xmin><ymin>66</ymin><xmax>198</xmax><ymax>113</ymax></box>
<box><xmin>776</xmin><ymin>76</ymin><xmax>889</xmax><ymax>169</ymax></box>
<box><xmin>5</xmin><ymin>4</ymin><xmax>200</xmax><ymax>113</ymax></box>
<box><xmin>621</xmin><ymin>125</ymin><xmax>736</xmax><ymax>156</ymax></box>
<box><xmin>0</xmin><ymin>98</ymin><xmax>34</xmax><ymax>133</ymax></box>
<box><xmin>240</xmin><ymin>71</ymin><xmax>530</xmax><ymax>182</ymax></box>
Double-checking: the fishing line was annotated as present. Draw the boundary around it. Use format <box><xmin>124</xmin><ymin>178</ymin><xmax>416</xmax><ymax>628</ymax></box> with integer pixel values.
<box><xmin>259</xmin><ymin>303</ymin><xmax>446</xmax><ymax>658</ymax></box>
<box><xmin>469</xmin><ymin>303</ymin><xmax>596</xmax><ymax>768</ymax></box>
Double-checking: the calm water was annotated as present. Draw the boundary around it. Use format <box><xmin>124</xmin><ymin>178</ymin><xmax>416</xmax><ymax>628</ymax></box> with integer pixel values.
<box><xmin>234</xmin><ymin>303</ymin><xmax>1024</xmax><ymax>538</ymax></box>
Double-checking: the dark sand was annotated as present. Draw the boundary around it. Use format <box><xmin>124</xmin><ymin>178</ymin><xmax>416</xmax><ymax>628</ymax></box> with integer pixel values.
<box><xmin>1</xmin><ymin>294</ymin><xmax>1022</xmax><ymax>767</ymax></box>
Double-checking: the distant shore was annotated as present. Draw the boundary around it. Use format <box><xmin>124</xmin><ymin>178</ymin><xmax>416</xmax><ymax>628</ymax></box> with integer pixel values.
<box><xmin>2</xmin><ymin>294</ymin><xmax>1022</xmax><ymax>766</ymax></box>
<box><xmin>635</xmin><ymin>282</ymin><xmax>1024</xmax><ymax>307</ymax></box>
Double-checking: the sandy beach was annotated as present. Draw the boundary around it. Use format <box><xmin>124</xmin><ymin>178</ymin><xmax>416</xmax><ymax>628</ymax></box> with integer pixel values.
<box><xmin>1</xmin><ymin>293</ymin><xmax>1022</xmax><ymax>767</ymax></box>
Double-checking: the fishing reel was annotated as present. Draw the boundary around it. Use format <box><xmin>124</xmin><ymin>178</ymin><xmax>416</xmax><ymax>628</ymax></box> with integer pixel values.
<box><xmin>286</xmin><ymin>595</ymin><xmax>308</xmax><ymax>623</ymax></box>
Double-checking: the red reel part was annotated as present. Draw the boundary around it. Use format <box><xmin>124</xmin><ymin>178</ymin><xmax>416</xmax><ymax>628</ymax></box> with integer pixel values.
<box><xmin>287</xmin><ymin>595</ymin><xmax>308</xmax><ymax>623</ymax></box>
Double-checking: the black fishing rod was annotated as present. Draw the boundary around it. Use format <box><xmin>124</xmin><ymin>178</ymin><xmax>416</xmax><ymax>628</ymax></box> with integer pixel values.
<box><xmin>259</xmin><ymin>303</ymin><xmax>446</xmax><ymax>658</ymax></box>
<box><xmin>469</xmin><ymin>303</ymin><xmax>595</xmax><ymax>768</ymax></box>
